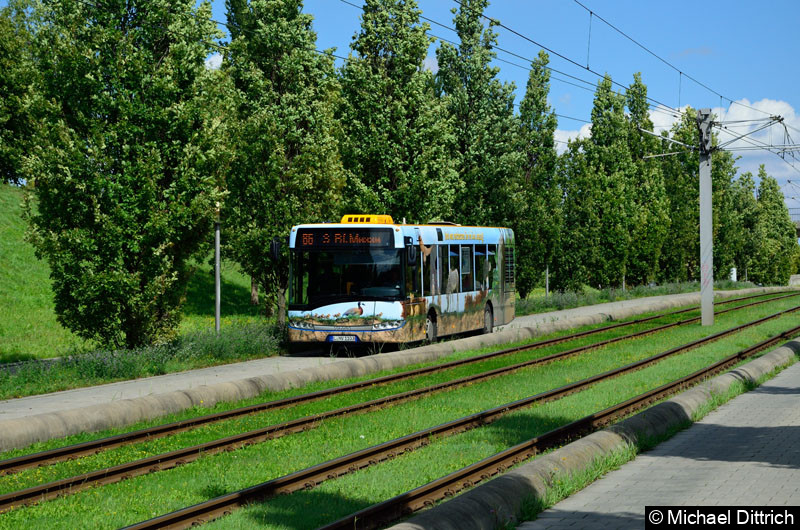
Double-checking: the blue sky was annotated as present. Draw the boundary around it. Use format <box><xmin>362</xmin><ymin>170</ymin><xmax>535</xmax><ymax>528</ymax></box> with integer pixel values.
<box><xmin>209</xmin><ymin>0</ymin><xmax>800</xmax><ymax>205</ymax></box>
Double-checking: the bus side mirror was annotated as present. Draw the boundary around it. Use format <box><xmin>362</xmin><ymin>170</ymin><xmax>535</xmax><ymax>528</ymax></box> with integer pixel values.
<box><xmin>407</xmin><ymin>245</ymin><xmax>418</xmax><ymax>266</ymax></box>
<box><xmin>270</xmin><ymin>237</ymin><xmax>281</xmax><ymax>262</ymax></box>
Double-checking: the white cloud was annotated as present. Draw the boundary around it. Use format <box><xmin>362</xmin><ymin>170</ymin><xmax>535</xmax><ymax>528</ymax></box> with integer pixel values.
<box><xmin>711</xmin><ymin>98</ymin><xmax>798</xmax><ymax>151</ymax></box>
<box><xmin>552</xmin><ymin>98</ymin><xmax>800</xmax><ymax>204</ymax></box>
<box><xmin>422</xmin><ymin>55</ymin><xmax>438</xmax><ymax>74</ymax></box>
<box><xmin>554</xmin><ymin>123</ymin><xmax>591</xmax><ymax>154</ymax></box>
<box><xmin>647</xmin><ymin>98</ymin><xmax>800</xmax><ymax>206</ymax></box>
<box><xmin>205</xmin><ymin>53</ymin><xmax>222</xmax><ymax>70</ymax></box>
<box><xmin>648</xmin><ymin>104</ymin><xmax>689</xmax><ymax>134</ymax></box>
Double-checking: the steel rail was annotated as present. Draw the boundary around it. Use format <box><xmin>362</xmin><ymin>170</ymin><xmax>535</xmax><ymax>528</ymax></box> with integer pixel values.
<box><xmin>2</xmin><ymin>291</ymin><xmax>783</xmax><ymax>476</ymax></box>
<box><xmin>322</xmin><ymin>323</ymin><xmax>800</xmax><ymax>530</ymax></box>
<box><xmin>119</xmin><ymin>304</ymin><xmax>800</xmax><ymax>530</ymax></box>
<box><xmin>0</xmin><ymin>294</ymin><xmax>792</xmax><ymax>514</ymax></box>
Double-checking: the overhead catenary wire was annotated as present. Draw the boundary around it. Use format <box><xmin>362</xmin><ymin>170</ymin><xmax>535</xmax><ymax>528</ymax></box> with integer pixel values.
<box><xmin>403</xmin><ymin>0</ymin><xmax>684</xmax><ymax>124</ymax></box>
<box><xmin>642</xmin><ymin>151</ymin><xmax>686</xmax><ymax>159</ymax></box>
<box><xmin>336</xmin><ymin>0</ymin><xmax>603</xmax><ymax>127</ymax></box>
<box><xmin>570</xmin><ymin>0</ymin><xmax>773</xmax><ymax>119</ymax></box>
<box><xmin>638</xmin><ymin>127</ymin><xmax>696</xmax><ymax>151</ymax></box>
<box><xmin>337</xmin><ymin>0</ymin><xmax>642</xmax><ymax>118</ymax></box>
<box><xmin>449</xmin><ymin>0</ymin><xmax>684</xmax><ymax>118</ymax></box>
<box><xmin>715</xmin><ymin>126</ymin><xmax>800</xmax><ymax>176</ymax></box>
<box><xmin>716</xmin><ymin>120</ymin><xmax>780</xmax><ymax>150</ymax></box>
<box><xmin>564</xmin><ymin>5</ymin><xmax>798</xmax><ymax>185</ymax></box>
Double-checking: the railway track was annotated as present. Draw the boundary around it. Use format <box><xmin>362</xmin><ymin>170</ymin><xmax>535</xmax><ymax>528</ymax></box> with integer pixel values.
<box><xmin>0</xmin><ymin>294</ymin><xmax>793</xmax><ymax>515</ymax></box>
<box><xmin>0</xmin><ymin>291</ymin><xmax>787</xmax><ymax>479</ymax></box>
<box><xmin>322</xmin><ymin>322</ymin><xmax>800</xmax><ymax>530</ymax></box>
<box><xmin>116</xmin><ymin>304</ymin><xmax>800</xmax><ymax>529</ymax></box>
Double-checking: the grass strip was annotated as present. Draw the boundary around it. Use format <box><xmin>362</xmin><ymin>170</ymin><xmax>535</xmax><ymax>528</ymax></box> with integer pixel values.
<box><xmin>7</xmin><ymin>298</ymin><xmax>784</xmax><ymax>509</ymax></box>
<box><xmin>0</xmin><ymin>305</ymin><xmax>699</xmax><ymax>492</ymax></box>
<box><xmin>3</xmin><ymin>289</ymin><xmax>755</xmax><ymax>474</ymax></box>
<box><xmin>0</xmin><ymin>291</ymin><xmax>782</xmax><ymax>466</ymax></box>
<box><xmin>0</xmin><ymin>299</ymin><xmax>797</xmax><ymax>528</ymax></box>
<box><xmin>515</xmin><ymin>280</ymin><xmax>761</xmax><ymax>316</ymax></box>
<box><xmin>0</xmin><ymin>322</ymin><xmax>283</xmax><ymax>400</ymax></box>
<box><xmin>215</xmin><ymin>319</ymin><xmax>800</xmax><ymax>530</ymax></box>
<box><xmin>0</xmin><ymin>293</ymin><xmax>788</xmax><ymax>490</ymax></box>
<box><xmin>3</xmin><ymin>292</ymin><xmax>754</xmax><ymax>461</ymax></box>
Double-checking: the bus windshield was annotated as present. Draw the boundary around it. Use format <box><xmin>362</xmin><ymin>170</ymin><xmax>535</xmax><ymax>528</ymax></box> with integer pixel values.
<box><xmin>289</xmin><ymin>248</ymin><xmax>403</xmax><ymax>309</ymax></box>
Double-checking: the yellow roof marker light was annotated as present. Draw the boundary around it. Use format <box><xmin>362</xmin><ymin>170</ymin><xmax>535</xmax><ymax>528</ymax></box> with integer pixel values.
<box><xmin>341</xmin><ymin>214</ymin><xmax>394</xmax><ymax>224</ymax></box>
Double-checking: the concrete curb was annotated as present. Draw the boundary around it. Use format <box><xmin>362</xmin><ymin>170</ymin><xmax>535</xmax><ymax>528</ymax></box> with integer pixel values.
<box><xmin>0</xmin><ymin>286</ymin><xmax>788</xmax><ymax>452</ymax></box>
<box><xmin>389</xmin><ymin>340</ymin><xmax>800</xmax><ymax>530</ymax></box>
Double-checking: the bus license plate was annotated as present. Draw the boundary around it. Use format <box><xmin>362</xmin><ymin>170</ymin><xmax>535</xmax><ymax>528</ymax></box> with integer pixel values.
<box><xmin>330</xmin><ymin>335</ymin><xmax>358</xmax><ymax>343</ymax></box>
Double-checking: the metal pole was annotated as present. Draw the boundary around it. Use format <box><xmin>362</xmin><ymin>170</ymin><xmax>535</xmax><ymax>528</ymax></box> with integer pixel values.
<box><xmin>545</xmin><ymin>265</ymin><xmax>549</xmax><ymax>297</ymax></box>
<box><xmin>215</xmin><ymin>203</ymin><xmax>221</xmax><ymax>336</ymax></box>
<box><xmin>697</xmin><ymin>109</ymin><xmax>714</xmax><ymax>326</ymax></box>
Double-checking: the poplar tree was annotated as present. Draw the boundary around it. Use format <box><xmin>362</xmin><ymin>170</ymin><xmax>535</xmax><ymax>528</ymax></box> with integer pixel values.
<box><xmin>728</xmin><ymin>171</ymin><xmax>759</xmax><ymax>280</ymax></box>
<box><xmin>223</xmin><ymin>0</ymin><xmax>344</xmax><ymax>323</ymax></box>
<box><xmin>625</xmin><ymin>73</ymin><xmax>669</xmax><ymax>285</ymax></box>
<box><xmin>750</xmin><ymin>169</ymin><xmax>798</xmax><ymax>285</ymax></box>
<box><xmin>512</xmin><ymin>50</ymin><xmax>560</xmax><ymax>297</ymax></box>
<box><xmin>25</xmin><ymin>0</ymin><xmax>222</xmax><ymax>348</ymax></box>
<box><xmin>553</xmin><ymin>139</ymin><xmax>597</xmax><ymax>291</ymax></box>
<box><xmin>339</xmin><ymin>0</ymin><xmax>457</xmax><ymax>223</ymax></box>
<box><xmin>659</xmin><ymin>110</ymin><xmax>700</xmax><ymax>281</ymax></box>
<box><xmin>583</xmin><ymin>75</ymin><xmax>634</xmax><ymax>287</ymax></box>
<box><xmin>710</xmin><ymin>147</ymin><xmax>743</xmax><ymax>277</ymax></box>
<box><xmin>435</xmin><ymin>0</ymin><xmax>519</xmax><ymax>226</ymax></box>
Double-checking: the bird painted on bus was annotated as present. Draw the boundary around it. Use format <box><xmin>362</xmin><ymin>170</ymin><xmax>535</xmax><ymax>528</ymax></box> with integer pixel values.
<box><xmin>344</xmin><ymin>302</ymin><xmax>364</xmax><ymax>316</ymax></box>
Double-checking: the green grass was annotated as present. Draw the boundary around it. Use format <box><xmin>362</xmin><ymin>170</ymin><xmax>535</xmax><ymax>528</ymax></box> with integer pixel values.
<box><xmin>211</xmin><ymin>313</ymin><xmax>800</xmax><ymax>530</ymax></box>
<box><xmin>0</xmin><ymin>321</ymin><xmax>282</xmax><ymax>399</ymax></box>
<box><xmin>0</xmin><ymin>292</ymin><xmax>778</xmax><ymax>461</ymax></box>
<box><xmin>0</xmin><ymin>183</ymin><xmax>263</xmax><ymax>361</ymax></box>
<box><xmin>0</xmin><ymin>308</ymin><xmax>698</xmax><ymax>492</ymax></box>
<box><xmin>179</xmin><ymin>258</ymin><xmax>264</xmax><ymax>333</ymax></box>
<box><xmin>0</xmin><ymin>300</ymin><xmax>700</xmax><ymax>461</ymax></box>
<box><xmin>0</xmin><ymin>184</ymin><xmax>89</xmax><ymax>360</ymax></box>
<box><xmin>516</xmin><ymin>279</ymin><xmax>759</xmax><ymax>316</ymax></box>
<box><xmin>1</xmin><ymin>295</ymin><xmax>798</xmax><ymax>528</ymax></box>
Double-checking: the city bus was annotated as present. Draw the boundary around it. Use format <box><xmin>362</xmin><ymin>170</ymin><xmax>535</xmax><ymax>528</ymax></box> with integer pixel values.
<box><xmin>287</xmin><ymin>214</ymin><xmax>515</xmax><ymax>347</ymax></box>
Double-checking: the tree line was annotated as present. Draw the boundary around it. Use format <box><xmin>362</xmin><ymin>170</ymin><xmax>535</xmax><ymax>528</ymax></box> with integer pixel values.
<box><xmin>1</xmin><ymin>0</ymin><xmax>797</xmax><ymax>349</ymax></box>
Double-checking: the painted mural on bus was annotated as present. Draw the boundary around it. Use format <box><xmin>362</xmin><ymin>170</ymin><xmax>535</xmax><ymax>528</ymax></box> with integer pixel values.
<box><xmin>287</xmin><ymin>214</ymin><xmax>515</xmax><ymax>346</ymax></box>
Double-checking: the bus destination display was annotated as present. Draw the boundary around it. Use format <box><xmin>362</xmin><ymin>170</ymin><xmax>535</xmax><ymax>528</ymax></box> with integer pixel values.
<box><xmin>296</xmin><ymin>228</ymin><xmax>394</xmax><ymax>249</ymax></box>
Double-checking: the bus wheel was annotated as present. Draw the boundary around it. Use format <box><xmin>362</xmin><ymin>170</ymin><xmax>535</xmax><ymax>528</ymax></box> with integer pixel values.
<box><xmin>483</xmin><ymin>305</ymin><xmax>493</xmax><ymax>334</ymax></box>
<box><xmin>425</xmin><ymin>313</ymin><xmax>437</xmax><ymax>343</ymax></box>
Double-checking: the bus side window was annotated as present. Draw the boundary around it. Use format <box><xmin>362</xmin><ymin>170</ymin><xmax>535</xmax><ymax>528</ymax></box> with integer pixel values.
<box><xmin>504</xmin><ymin>245</ymin><xmax>515</xmax><ymax>291</ymax></box>
<box><xmin>487</xmin><ymin>245</ymin><xmax>497</xmax><ymax>290</ymax></box>
<box><xmin>438</xmin><ymin>245</ymin><xmax>447</xmax><ymax>295</ymax></box>
<box><xmin>447</xmin><ymin>245</ymin><xmax>460</xmax><ymax>294</ymax></box>
<box><xmin>476</xmin><ymin>244</ymin><xmax>487</xmax><ymax>291</ymax></box>
<box><xmin>460</xmin><ymin>245</ymin><xmax>473</xmax><ymax>292</ymax></box>
<box><xmin>423</xmin><ymin>242</ymin><xmax>432</xmax><ymax>296</ymax></box>
<box><xmin>290</xmin><ymin>254</ymin><xmax>309</xmax><ymax>305</ymax></box>
<box><xmin>405</xmin><ymin>256</ymin><xmax>420</xmax><ymax>298</ymax></box>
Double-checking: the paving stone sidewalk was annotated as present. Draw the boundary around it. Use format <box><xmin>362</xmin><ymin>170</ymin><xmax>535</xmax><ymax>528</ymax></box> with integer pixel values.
<box><xmin>518</xmin><ymin>360</ymin><xmax>800</xmax><ymax>529</ymax></box>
